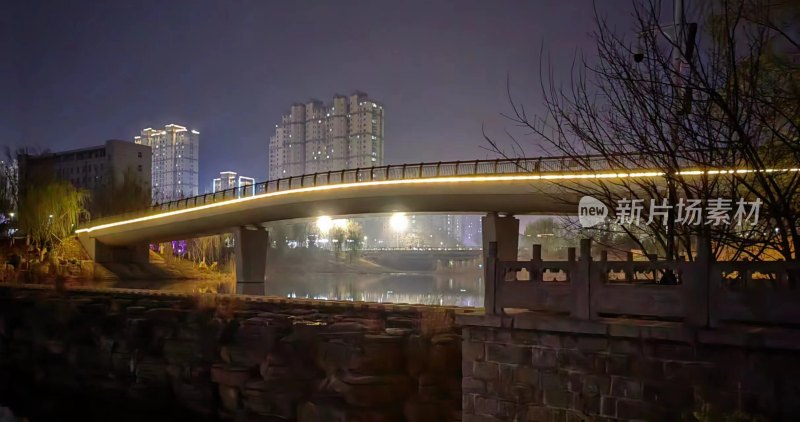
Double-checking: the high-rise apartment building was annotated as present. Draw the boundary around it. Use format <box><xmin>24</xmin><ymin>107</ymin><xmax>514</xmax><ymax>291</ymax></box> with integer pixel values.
<box><xmin>269</xmin><ymin>92</ymin><xmax>384</xmax><ymax>180</ymax></box>
<box><xmin>135</xmin><ymin>123</ymin><xmax>199</xmax><ymax>202</ymax></box>
<box><xmin>212</xmin><ymin>171</ymin><xmax>255</xmax><ymax>196</ymax></box>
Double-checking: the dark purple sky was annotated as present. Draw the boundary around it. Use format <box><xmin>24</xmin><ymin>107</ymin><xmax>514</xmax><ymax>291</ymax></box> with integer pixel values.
<box><xmin>2</xmin><ymin>1</ymin><xmax>631</xmax><ymax>185</ymax></box>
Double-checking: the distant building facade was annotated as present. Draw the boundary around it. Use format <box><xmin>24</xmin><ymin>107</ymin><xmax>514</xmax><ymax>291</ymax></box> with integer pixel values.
<box><xmin>269</xmin><ymin>92</ymin><xmax>384</xmax><ymax>180</ymax></box>
<box><xmin>212</xmin><ymin>171</ymin><xmax>255</xmax><ymax>196</ymax></box>
<box><xmin>17</xmin><ymin>140</ymin><xmax>152</xmax><ymax>215</ymax></box>
<box><xmin>135</xmin><ymin>123</ymin><xmax>199</xmax><ymax>202</ymax></box>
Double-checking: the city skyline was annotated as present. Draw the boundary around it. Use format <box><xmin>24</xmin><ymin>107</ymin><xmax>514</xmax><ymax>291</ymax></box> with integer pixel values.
<box><xmin>269</xmin><ymin>92</ymin><xmax>384</xmax><ymax>180</ymax></box>
<box><xmin>2</xmin><ymin>1</ymin><xmax>630</xmax><ymax>185</ymax></box>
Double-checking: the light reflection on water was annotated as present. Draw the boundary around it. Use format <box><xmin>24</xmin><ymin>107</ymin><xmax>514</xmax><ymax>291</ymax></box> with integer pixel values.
<box><xmin>266</xmin><ymin>272</ymin><xmax>484</xmax><ymax>307</ymax></box>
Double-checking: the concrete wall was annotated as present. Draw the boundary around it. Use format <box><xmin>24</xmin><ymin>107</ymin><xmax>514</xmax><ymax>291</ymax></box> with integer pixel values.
<box><xmin>0</xmin><ymin>286</ymin><xmax>461</xmax><ymax>421</ymax></box>
<box><xmin>458</xmin><ymin>313</ymin><xmax>800</xmax><ymax>421</ymax></box>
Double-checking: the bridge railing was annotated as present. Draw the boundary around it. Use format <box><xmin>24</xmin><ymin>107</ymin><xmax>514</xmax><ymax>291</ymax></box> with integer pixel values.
<box><xmin>486</xmin><ymin>239</ymin><xmax>800</xmax><ymax>328</ymax></box>
<box><xmin>79</xmin><ymin>155</ymin><xmax>649</xmax><ymax>228</ymax></box>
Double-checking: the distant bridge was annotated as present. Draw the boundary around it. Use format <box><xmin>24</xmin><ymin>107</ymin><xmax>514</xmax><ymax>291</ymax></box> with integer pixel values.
<box><xmin>73</xmin><ymin>155</ymin><xmax>694</xmax><ymax>293</ymax></box>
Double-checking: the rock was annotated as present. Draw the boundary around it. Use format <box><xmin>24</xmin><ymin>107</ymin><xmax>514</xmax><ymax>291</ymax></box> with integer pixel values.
<box><xmin>225</xmin><ymin>343</ymin><xmax>266</xmax><ymax>367</ymax></box>
<box><xmin>211</xmin><ymin>363</ymin><xmax>253</xmax><ymax>387</ymax></box>
<box><xmin>347</xmin><ymin>335</ymin><xmax>405</xmax><ymax>374</ymax></box>
<box><xmin>144</xmin><ymin>307</ymin><xmax>187</xmax><ymax>322</ymax></box>
<box><xmin>218</xmin><ymin>384</ymin><xmax>241</xmax><ymax>412</ymax></box>
<box><xmin>163</xmin><ymin>339</ymin><xmax>201</xmax><ymax>363</ymax></box>
<box><xmin>242</xmin><ymin>380</ymin><xmax>298</xmax><ymax>418</ymax></box>
<box><xmin>135</xmin><ymin>359</ymin><xmax>170</xmax><ymax>386</ymax></box>
<box><xmin>404</xmin><ymin>397</ymin><xmax>442</xmax><ymax>422</ymax></box>
<box><xmin>298</xmin><ymin>398</ymin><xmax>402</xmax><ymax>422</ymax></box>
<box><xmin>332</xmin><ymin>373</ymin><xmax>411</xmax><ymax>407</ymax></box>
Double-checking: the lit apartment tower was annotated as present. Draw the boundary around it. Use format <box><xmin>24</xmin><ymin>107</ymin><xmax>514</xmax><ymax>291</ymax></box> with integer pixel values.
<box><xmin>212</xmin><ymin>171</ymin><xmax>255</xmax><ymax>196</ymax></box>
<box><xmin>268</xmin><ymin>92</ymin><xmax>384</xmax><ymax>179</ymax></box>
<box><xmin>135</xmin><ymin>123</ymin><xmax>199</xmax><ymax>202</ymax></box>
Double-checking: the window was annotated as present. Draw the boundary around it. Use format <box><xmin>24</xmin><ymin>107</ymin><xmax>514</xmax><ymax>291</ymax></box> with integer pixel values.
<box><xmin>138</xmin><ymin>152</ymin><xmax>143</xmax><ymax>158</ymax></box>
<box><xmin>138</xmin><ymin>165</ymin><xmax>143</xmax><ymax>171</ymax></box>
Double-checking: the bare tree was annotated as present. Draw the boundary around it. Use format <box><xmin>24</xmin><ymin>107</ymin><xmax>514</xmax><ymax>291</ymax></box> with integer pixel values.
<box><xmin>487</xmin><ymin>0</ymin><xmax>800</xmax><ymax>261</ymax></box>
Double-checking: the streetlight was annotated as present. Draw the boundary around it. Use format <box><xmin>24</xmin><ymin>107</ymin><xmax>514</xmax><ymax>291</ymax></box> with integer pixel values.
<box><xmin>389</xmin><ymin>213</ymin><xmax>408</xmax><ymax>248</ymax></box>
<box><xmin>317</xmin><ymin>216</ymin><xmax>333</xmax><ymax>234</ymax></box>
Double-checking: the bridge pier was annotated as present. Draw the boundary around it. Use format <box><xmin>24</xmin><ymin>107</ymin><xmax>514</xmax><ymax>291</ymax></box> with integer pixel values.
<box><xmin>233</xmin><ymin>226</ymin><xmax>269</xmax><ymax>295</ymax></box>
<box><xmin>481</xmin><ymin>212</ymin><xmax>519</xmax><ymax>261</ymax></box>
<box><xmin>78</xmin><ymin>237</ymin><xmax>150</xmax><ymax>264</ymax></box>
<box><xmin>481</xmin><ymin>212</ymin><xmax>519</xmax><ymax>313</ymax></box>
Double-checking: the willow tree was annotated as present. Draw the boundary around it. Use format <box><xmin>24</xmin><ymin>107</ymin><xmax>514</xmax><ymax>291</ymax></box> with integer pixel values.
<box><xmin>18</xmin><ymin>180</ymin><xmax>88</xmax><ymax>252</ymax></box>
<box><xmin>488</xmin><ymin>0</ymin><xmax>800</xmax><ymax>261</ymax></box>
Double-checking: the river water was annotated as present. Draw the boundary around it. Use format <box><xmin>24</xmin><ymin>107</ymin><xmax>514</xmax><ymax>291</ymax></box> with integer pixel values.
<box><xmin>265</xmin><ymin>271</ymin><xmax>484</xmax><ymax>307</ymax></box>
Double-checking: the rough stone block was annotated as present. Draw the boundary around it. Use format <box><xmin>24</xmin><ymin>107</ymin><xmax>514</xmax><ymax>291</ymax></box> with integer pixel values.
<box><xmin>515</xmin><ymin>366</ymin><xmax>539</xmax><ymax>386</ymax></box>
<box><xmin>473</xmin><ymin>361</ymin><xmax>499</xmax><ymax>381</ymax></box>
<box><xmin>556</xmin><ymin>349</ymin><xmax>593</xmax><ymax>371</ymax></box>
<box><xmin>463</xmin><ymin>341</ymin><xmax>485</xmax><ymax>362</ymax></box>
<box><xmin>526</xmin><ymin>406</ymin><xmax>556</xmax><ymax>421</ymax></box>
<box><xmin>511</xmin><ymin>330</ymin><xmax>540</xmax><ymax>345</ymax></box>
<box><xmin>464</xmin><ymin>393</ymin><xmax>476</xmax><ymax>414</ymax></box>
<box><xmin>539</xmin><ymin>334</ymin><xmax>561</xmax><ymax>348</ymax></box>
<box><xmin>510</xmin><ymin>384</ymin><xmax>541</xmax><ymax>404</ymax></box>
<box><xmin>609</xmin><ymin>339</ymin><xmax>641</xmax><ymax>355</ymax></box>
<box><xmin>642</xmin><ymin>381</ymin><xmax>693</xmax><ymax>407</ymax></box>
<box><xmin>541</xmin><ymin>371</ymin><xmax>569</xmax><ymax>407</ymax></box>
<box><xmin>487</xmin><ymin>344</ymin><xmax>531</xmax><ymax>365</ymax></box>
<box><xmin>578</xmin><ymin>336</ymin><xmax>609</xmax><ymax>352</ymax></box>
<box><xmin>605</xmin><ymin>354</ymin><xmax>630</xmax><ymax>376</ymax></box>
<box><xmin>630</xmin><ymin>358</ymin><xmax>664</xmax><ymax>381</ymax></box>
<box><xmin>474</xmin><ymin>396</ymin><xmax>498</xmax><ymax>416</ymax></box>
<box><xmin>463</xmin><ymin>377</ymin><xmax>486</xmax><ymax>394</ymax></box>
<box><xmin>499</xmin><ymin>364</ymin><xmax>515</xmax><ymax>385</ymax></box>
<box><xmin>530</xmin><ymin>347</ymin><xmax>558</xmax><ymax>368</ymax></box>
<box><xmin>600</xmin><ymin>395</ymin><xmax>616</xmax><ymax>417</ymax></box>
<box><xmin>581</xmin><ymin>374</ymin><xmax>610</xmax><ymax>397</ymax></box>
<box><xmin>610</xmin><ymin>377</ymin><xmax>643</xmax><ymax>400</ymax></box>
<box><xmin>653</xmin><ymin>342</ymin><xmax>696</xmax><ymax>361</ymax></box>
<box><xmin>572</xmin><ymin>392</ymin><xmax>601</xmax><ymax>415</ymax></box>
<box><xmin>616</xmin><ymin>398</ymin><xmax>648</xmax><ymax>420</ymax></box>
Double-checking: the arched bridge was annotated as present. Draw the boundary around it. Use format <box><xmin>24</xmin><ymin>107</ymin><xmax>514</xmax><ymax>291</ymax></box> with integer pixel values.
<box><xmin>75</xmin><ymin>156</ymin><xmax>671</xmax><ymax>293</ymax></box>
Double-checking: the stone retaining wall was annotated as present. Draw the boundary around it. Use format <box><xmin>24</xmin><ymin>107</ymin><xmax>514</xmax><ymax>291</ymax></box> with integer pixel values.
<box><xmin>0</xmin><ymin>285</ymin><xmax>462</xmax><ymax>421</ymax></box>
<box><xmin>458</xmin><ymin>313</ymin><xmax>800</xmax><ymax>422</ymax></box>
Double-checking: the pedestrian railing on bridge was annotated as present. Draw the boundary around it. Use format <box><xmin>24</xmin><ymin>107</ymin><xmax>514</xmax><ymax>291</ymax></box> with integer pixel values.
<box><xmin>486</xmin><ymin>239</ymin><xmax>800</xmax><ymax>328</ymax></box>
<box><xmin>80</xmin><ymin>154</ymin><xmax>648</xmax><ymax>228</ymax></box>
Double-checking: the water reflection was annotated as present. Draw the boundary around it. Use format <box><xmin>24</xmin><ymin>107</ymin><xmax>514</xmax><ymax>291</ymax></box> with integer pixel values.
<box><xmin>267</xmin><ymin>272</ymin><xmax>484</xmax><ymax>307</ymax></box>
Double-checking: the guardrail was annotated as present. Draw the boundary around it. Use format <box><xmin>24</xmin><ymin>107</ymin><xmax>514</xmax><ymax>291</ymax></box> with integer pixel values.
<box><xmin>485</xmin><ymin>239</ymin><xmax>800</xmax><ymax>327</ymax></box>
<box><xmin>80</xmin><ymin>154</ymin><xmax>650</xmax><ymax>228</ymax></box>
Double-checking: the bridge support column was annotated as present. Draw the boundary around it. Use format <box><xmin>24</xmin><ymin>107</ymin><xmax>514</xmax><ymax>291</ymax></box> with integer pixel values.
<box><xmin>482</xmin><ymin>213</ymin><xmax>519</xmax><ymax>314</ymax></box>
<box><xmin>79</xmin><ymin>237</ymin><xmax>149</xmax><ymax>264</ymax></box>
<box><xmin>233</xmin><ymin>226</ymin><xmax>269</xmax><ymax>295</ymax></box>
<box><xmin>482</xmin><ymin>212</ymin><xmax>519</xmax><ymax>261</ymax></box>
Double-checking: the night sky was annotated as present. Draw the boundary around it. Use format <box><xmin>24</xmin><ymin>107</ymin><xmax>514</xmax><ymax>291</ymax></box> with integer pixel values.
<box><xmin>3</xmin><ymin>1</ymin><xmax>630</xmax><ymax>187</ymax></box>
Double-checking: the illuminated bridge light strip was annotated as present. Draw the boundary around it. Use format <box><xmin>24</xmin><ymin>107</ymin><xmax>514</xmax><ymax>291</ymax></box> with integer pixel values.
<box><xmin>76</xmin><ymin>171</ymin><xmax>666</xmax><ymax>234</ymax></box>
<box><xmin>75</xmin><ymin>166</ymin><xmax>800</xmax><ymax>235</ymax></box>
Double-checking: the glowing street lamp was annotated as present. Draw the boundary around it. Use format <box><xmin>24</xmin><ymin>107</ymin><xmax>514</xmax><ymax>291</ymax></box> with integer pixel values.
<box><xmin>389</xmin><ymin>212</ymin><xmax>409</xmax><ymax>248</ymax></box>
<box><xmin>389</xmin><ymin>213</ymin><xmax>408</xmax><ymax>233</ymax></box>
<box><xmin>316</xmin><ymin>216</ymin><xmax>333</xmax><ymax>233</ymax></box>
<box><xmin>317</xmin><ymin>215</ymin><xmax>347</xmax><ymax>234</ymax></box>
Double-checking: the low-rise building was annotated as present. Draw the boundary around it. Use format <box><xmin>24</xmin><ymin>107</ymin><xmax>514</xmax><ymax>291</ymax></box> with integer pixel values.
<box><xmin>18</xmin><ymin>140</ymin><xmax>152</xmax><ymax>216</ymax></box>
